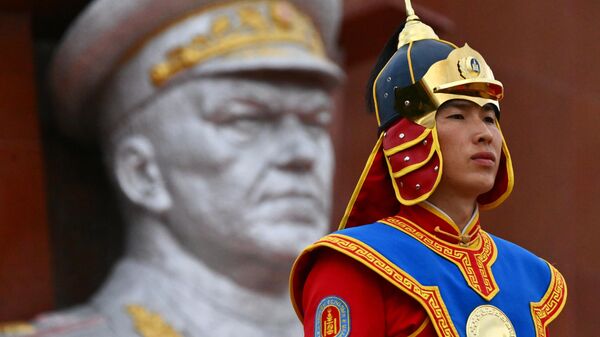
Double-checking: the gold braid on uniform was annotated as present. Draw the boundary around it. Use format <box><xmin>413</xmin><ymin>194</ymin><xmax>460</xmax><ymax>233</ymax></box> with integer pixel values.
<box><xmin>126</xmin><ymin>304</ymin><xmax>184</xmax><ymax>337</ymax></box>
<box><xmin>0</xmin><ymin>322</ymin><xmax>36</xmax><ymax>336</ymax></box>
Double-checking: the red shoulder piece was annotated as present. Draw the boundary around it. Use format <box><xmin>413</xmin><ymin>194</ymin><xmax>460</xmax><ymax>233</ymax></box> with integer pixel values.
<box><xmin>298</xmin><ymin>249</ymin><xmax>434</xmax><ymax>337</ymax></box>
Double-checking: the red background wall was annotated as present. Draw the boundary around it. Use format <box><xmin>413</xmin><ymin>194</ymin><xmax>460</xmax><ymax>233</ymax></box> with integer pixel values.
<box><xmin>1</xmin><ymin>0</ymin><xmax>598</xmax><ymax>335</ymax></box>
<box><xmin>0</xmin><ymin>11</ymin><xmax>53</xmax><ymax>320</ymax></box>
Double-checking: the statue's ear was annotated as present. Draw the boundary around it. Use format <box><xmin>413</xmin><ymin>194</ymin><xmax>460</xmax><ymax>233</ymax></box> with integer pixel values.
<box><xmin>114</xmin><ymin>135</ymin><xmax>172</xmax><ymax>213</ymax></box>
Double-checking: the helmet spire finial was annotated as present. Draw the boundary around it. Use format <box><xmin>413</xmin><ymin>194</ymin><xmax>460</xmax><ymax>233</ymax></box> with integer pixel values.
<box><xmin>398</xmin><ymin>0</ymin><xmax>439</xmax><ymax>49</ymax></box>
<box><xmin>404</xmin><ymin>0</ymin><xmax>416</xmax><ymax>18</ymax></box>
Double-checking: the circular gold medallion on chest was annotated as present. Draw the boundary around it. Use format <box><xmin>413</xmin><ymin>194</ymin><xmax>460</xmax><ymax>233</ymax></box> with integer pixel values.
<box><xmin>466</xmin><ymin>305</ymin><xmax>516</xmax><ymax>337</ymax></box>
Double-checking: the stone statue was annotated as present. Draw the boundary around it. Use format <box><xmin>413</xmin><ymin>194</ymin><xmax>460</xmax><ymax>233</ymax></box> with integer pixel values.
<box><xmin>0</xmin><ymin>0</ymin><xmax>342</xmax><ymax>336</ymax></box>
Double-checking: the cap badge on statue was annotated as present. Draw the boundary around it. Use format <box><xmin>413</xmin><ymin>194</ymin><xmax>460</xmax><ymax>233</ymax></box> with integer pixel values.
<box><xmin>150</xmin><ymin>1</ymin><xmax>326</xmax><ymax>86</ymax></box>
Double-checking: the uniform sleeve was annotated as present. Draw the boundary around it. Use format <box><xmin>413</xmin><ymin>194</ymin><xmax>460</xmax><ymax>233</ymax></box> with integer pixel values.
<box><xmin>302</xmin><ymin>249</ymin><xmax>386</xmax><ymax>337</ymax></box>
<box><xmin>301</xmin><ymin>249</ymin><xmax>433</xmax><ymax>337</ymax></box>
<box><xmin>382</xmin><ymin>279</ymin><xmax>435</xmax><ymax>336</ymax></box>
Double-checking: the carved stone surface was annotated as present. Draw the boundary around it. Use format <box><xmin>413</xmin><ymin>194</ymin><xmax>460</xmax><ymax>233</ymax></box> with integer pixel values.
<box><xmin>1</xmin><ymin>0</ymin><xmax>343</xmax><ymax>336</ymax></box>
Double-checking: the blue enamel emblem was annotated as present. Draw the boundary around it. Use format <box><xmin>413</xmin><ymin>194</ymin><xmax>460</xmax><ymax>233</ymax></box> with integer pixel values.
<box><xmin>470</xmin><ymin>57</ymin><xmax>481</xmax><ymax>73</ymax></box>
<box><xmin>314</xmin><ymin>296</ymin><xmax>350</xmax><ymax>337</ymax></box>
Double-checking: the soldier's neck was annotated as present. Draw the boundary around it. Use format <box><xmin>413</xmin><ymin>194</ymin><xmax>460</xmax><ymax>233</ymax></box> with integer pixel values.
<box><xmin>427</xmin><ymin>188</ymin><xmax>478</xmax><ymax>232</ymax></box>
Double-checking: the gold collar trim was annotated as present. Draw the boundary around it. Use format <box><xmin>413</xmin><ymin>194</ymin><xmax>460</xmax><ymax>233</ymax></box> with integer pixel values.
<box><xmin>381</xmin><ymin>215</ymin><xmax>499</xmax><ymax>300</ymax></box>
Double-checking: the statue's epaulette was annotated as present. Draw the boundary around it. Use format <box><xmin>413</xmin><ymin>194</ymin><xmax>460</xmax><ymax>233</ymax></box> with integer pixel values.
<box><xmin>0</xmin><ymin>307</ymin><xmax>115</xmax><ymax>337</ymax></box>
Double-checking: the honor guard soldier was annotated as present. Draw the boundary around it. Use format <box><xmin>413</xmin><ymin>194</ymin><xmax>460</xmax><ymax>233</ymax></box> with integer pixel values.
<box><xmin>290</xmin><ymin>1</ymin><xmax>567</xmax><ymax>336</ymax></box>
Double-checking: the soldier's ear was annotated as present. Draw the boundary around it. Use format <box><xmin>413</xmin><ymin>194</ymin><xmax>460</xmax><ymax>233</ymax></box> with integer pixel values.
<box><xmin>114</xmin><ymin>135</ymin><xmax>172</xmax><ymax>213</ymax></box>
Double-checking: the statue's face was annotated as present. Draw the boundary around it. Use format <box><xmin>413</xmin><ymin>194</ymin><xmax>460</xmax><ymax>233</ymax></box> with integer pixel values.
<box><xmin>141</xmin><ymin>75</ymin><xmax>334</xmax><ymax>271</ymax></box>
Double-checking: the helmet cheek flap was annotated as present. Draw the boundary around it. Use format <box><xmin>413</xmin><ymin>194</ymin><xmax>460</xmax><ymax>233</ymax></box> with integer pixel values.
<box><xmin>382</xmin><ymin>118</ymin><xmax>441</xmax><ymax>205</ymax></box>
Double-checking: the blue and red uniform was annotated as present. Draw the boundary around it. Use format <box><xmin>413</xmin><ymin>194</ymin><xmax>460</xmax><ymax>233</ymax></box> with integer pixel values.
<box><xmin>291</xmin><ymin>3</ymin><xmax>568</xmax><ymax>335</ymax></box>
<box><xmin>290</xmin><ymin>203</ymin><xmax>566</xmax><ymax>337</ymax></box>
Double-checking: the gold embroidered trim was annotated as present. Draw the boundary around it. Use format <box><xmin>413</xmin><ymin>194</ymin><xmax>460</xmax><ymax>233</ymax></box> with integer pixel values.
<box><xmin>418</xmin><ymin>201</ymin><xmax>479</xmax><ymax>235</ymax></box>
<box><xmin>380</xmin><ymin>216</ymin><xmax>499</xmax><ymax>300</ymax></box>
<box><xmin>126</xmin><ymin>304</ymin><xmax>183</xmax><ymax>337</ymax></box>
<box><xmin>530</xmin><ymin>264</ymin><xmax>567</xmax><ymax>337</ymax></box>
<box><xmin>150</xmin><ymin>0</ymin><xmax>325</xmax><ymax>86</ymax></box>
<box><xmin>317</xmin><ymin>234</ymin><xmax>459</xmax><ymax>337</ymax></box>
<box><xmin>0</xmin><ymin>322</ymin><xmax>35</xmax><ymax>335</ymax></box>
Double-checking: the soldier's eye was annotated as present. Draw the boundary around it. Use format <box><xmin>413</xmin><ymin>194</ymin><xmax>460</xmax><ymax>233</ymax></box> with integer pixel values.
<box><xmin>483</xmin><ymin>116</ymin><xmax>496</xmax><ymax>124</ymax></box>
<box><xmin>447</xmin><ymin>114</ymin><xmax>464</xmax><ymax>120</ymax></box>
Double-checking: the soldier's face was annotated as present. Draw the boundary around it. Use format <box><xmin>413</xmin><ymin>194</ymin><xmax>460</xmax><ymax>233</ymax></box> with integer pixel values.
<box><xmin>434</xmin><ymin>100</ymin><xmax>502</xmax><ymax>199</ymax></box>
<box><xmin>143</xmin><ymin>75</ymin><xmax>334</xmax><ymax>270</ymax></box>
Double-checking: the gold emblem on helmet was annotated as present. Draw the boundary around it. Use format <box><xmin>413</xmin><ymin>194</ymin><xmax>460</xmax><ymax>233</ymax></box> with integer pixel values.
<box><xmin>466</xmin><ymin>305</ymin><xmax>516</xmax><ymax>337</ymax></box>
<box><xmin>459</xmin><ymin>56</ymin><xmax>482</xmax><ymax>79</ymax></box>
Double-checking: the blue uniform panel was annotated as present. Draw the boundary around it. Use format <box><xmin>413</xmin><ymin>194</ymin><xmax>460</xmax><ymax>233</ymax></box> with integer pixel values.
<box><xmin>336</xmin><ymin>222</ymin><xmax>552</xmax><ymax>337</ymax></box>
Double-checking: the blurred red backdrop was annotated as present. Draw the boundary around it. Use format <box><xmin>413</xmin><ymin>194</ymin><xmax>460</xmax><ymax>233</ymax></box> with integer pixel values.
<box><xmin>1</xmin><ymin>1</ymin><xmax>598</xmax><ymax>335</ymax></box>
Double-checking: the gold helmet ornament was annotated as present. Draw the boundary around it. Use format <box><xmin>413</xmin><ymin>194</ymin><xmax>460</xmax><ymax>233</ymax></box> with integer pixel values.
<box><xmin>339</xmin><ymin>0</ymin><xmax>514</xmax><ymax>229</ymax></box>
